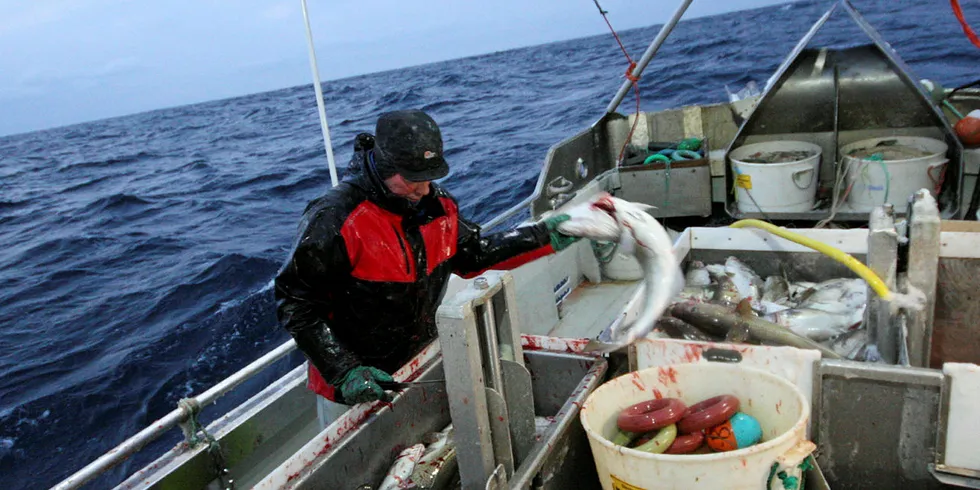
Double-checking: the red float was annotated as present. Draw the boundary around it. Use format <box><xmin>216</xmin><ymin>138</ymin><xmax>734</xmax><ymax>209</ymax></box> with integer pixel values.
<box><xmin>676</xmin><ymin>395</ymin><xmax>740</xmax><ymax>434</ymax></box>
<box><xmin>665</xmin><ymin>431</ymin><xmax>706</xmax><ymax>454</ymax></box>
<box><xmin>617</xmin><ymin>398</ymin><xmax>687</xmax><ymax>433</ymax></box>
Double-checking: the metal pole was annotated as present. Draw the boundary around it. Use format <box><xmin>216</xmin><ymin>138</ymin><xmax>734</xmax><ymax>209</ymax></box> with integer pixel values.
<box><xmin>300</xmin><ymin>0</ymin><xmax>339</xmax><ymax>187</ymax></box>
<box><xmin>51</xmin><ymin>339</ymin><xmax>297</xmax><ymax>490</ymax></box>
<box><xmin>604</xmin><ymin>0</ymin><xmax>694</xmax><ymax>114</ymax></box>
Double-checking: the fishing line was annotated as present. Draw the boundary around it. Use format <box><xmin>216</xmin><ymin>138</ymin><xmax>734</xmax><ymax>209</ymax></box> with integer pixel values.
<box><xmin>592</xmin><ymin>0</ymin><xmax>643</xmax><ymax>165</ymax></box>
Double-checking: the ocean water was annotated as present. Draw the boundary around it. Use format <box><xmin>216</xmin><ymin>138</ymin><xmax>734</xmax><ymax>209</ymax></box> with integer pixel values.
<box><xmin>1</xmin><ymin>0</ymin><xmax>977</xmax><ymax>488</ymax></box>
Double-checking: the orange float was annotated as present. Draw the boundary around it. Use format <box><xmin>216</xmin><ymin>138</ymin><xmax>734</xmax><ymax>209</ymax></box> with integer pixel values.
<box><xmin>954</xmin><ymin>110</ymin><xmax>980</xmax><ymax>146</ymax></box>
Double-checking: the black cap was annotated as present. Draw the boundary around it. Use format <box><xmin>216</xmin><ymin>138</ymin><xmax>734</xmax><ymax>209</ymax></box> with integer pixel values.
<box><xmin>373</xmin><ymin>110</ymin><xmax>450</xmax><ymax>182</ymax></box>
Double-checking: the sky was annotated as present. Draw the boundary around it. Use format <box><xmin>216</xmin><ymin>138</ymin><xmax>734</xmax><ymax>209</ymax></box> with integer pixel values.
<box><xmin>0</xmin><ymin>0</ymin><xmax>794</xmax><ymax>137</ymax></box>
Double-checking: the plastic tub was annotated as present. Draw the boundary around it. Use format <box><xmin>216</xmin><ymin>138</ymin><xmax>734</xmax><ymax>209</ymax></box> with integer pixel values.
<box><xmin>729</xmin><ymin>141</ymin><xmax>823</xmax><ymax>213</ymax></box>
<box><xmin>841</xmin><ymin>136</ymin><xmax>948</xmax><ymax>212</ymax></box>
<box><xmin>580</xmin><ymin>364</ymin><xmax>813</xmax><ymax>490</ymax></box>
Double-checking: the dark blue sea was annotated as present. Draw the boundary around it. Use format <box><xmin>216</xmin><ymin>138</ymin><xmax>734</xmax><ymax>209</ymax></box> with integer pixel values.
<box><xmin>1</xmin><ymin>1</ymin><xmax>977</xmax><ymax>488</ymax></box>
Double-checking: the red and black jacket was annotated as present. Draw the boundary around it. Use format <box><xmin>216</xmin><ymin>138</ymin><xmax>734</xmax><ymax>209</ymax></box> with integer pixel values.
<box><xmin>274</xmin><ymin>136</ymin><xmax>553</xmax><ymax>402</ymax></box>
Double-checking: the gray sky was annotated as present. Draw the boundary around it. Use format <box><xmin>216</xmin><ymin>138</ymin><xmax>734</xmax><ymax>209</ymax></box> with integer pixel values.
<box><xmin>0</xmin><ymin>0</ymin><xmax>791</xmax><ymax>136</ymax></box>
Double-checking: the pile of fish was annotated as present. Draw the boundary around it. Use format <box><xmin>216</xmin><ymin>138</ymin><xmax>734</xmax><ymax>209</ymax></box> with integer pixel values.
<box><xmin>665</xmin><ymin>256</ymin><xmax>878</xmax><ymax>361</ymax></box>
<box><xmin>373</xmin><ymin>424</ymin><xmax>459</xmax><ymax>490</ymax></box>
<box><xmin>553</xmin><ymin>193</ymin><xmax>876</xmax><ymax>361</ymax></box>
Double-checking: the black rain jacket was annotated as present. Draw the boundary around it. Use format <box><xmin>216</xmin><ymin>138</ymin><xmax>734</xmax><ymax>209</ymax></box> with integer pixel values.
<box><xmin>274</xmin><ymin>134</ymin><xmax>552</xmax><ymax>401</ymax></box>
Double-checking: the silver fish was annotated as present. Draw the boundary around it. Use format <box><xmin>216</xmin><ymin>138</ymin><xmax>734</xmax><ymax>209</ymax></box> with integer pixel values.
<box><xmin>705</xmin><ymin>263</ymin><xmax>727</xmax><ymax>279</ymax></box>
<box><xmin>413</xmin><ymin>426</ymin><xmax>457</xmax><ymax>489</ymax></box>
<box><xmin>788</xmin><ymin>281</ymin><xmax>816</xmax><ymax>302</ymax></box>
<box><xmin>797</xmin><ymin>278</ymin><xmax>867</xmax><ymax>310</ymax></box>
<box><xmin>656</xmin><ymin>316</ymin><xmax>716</xmax><ymax>342</ymax></box>
<box><xmin>765</xmin><ymin>307</ymin><xmax>863</xmax><ymax>341</ymax></box>
<box><xmin>724</xmin><ymin>256</ymin><xmax>764</xmax><ymax>304</ymax></box>
<box><xmin>670</xmin><ymin>302</ymin><xmax>842</xmax><ymax>358</ymax></box>
<box><xmin>712</xmin><ymin>274</ymin><xmax>741</xmax><ymax>305</ymax></box>
<box><xmin>762</xmin><ymin>276</ymin><xmax>790</xmax><ymax>303</ymax></box>
<box><xmin>825</xmin><ymin>328</ymin><xmax>870</xmax><ymax>360</ymax></box>
<box><xmin>379</xmin><ymin>443</ymin><xmax>425</xmax><ymax>490</ymax></box>
<box><xmin>755</xmin><ymin>300</ymin><xmax>791</xmax><ymax>316</ymax></box>
<box><xmin>557</xmin><ymin>193</ymin><xmax>684</xmax><ymax>352</ymax></box>
<box><xmin>685</xmin><ymin>261</ymin><xmax>712</xmax><ymax>286</ymax></box>
<box><xmin>676</xmin><ymin>285</ymin><xmax>716</xmax><ymax>302</ymax></box>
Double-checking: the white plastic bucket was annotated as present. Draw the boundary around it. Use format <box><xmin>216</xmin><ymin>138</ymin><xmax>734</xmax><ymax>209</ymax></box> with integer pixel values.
<box><xmin>729</xmin><ymin>141</ymin><xmax>822</xmax><ymax>213</ymax></box>
<box><xmin>842</xmin><ymin>136</ymin><xmax>948</xmax><ymax>212</ymax></box>
<box><xmin>580</xmin><ymin>364</ymin><xmax>813</xmax><ymax>490</ymax></box>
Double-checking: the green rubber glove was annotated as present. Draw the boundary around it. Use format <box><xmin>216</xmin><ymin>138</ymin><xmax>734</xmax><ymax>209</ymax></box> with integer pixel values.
<box><xmin>542</xmin><ymin>214</ymin><xmax>581</xmax><ymax>252</ymax></box>
<box><xmin>337</xmin><ymin>366</ymin><xmax>394</xmax><ymax>404</ymax></box>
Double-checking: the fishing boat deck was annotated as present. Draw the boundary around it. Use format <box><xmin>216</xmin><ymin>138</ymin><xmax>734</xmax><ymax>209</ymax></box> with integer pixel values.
<box><xmin>542</xmin><ymin>280</ymin><xmax>639</xmax><ymax>339</ymax></box>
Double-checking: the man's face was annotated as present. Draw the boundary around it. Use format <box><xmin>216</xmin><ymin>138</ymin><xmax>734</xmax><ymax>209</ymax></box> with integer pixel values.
<box><xmin>384</xmin><ymin>174</ymin><xmax>431</xmax><ymax>202</ymax></box>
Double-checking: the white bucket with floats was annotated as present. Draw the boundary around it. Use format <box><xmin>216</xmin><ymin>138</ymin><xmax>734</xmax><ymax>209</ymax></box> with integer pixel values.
<box><xmin>728</xmin><ymin>141</ymin><xmax>823</xmax><ymax>214</ymax></box>
<box><xmin>841</xmin><ymin>136</ymin><xmax>948</xmax><ymax>212</ymax></box>
<box><xmin>580</xmin><ymin>363</ymin><xmax>813</xmax><ymax>490</ymax></box>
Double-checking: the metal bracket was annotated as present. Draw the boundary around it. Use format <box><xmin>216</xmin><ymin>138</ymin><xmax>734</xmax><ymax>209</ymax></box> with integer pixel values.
<box><xmin>435</xmin><ymin>271</ymin><xmax>537</xmax><ymax>489</ymax></box>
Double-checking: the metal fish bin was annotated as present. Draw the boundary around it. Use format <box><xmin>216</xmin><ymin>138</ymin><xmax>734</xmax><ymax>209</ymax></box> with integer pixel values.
<box><xmin>271</xmin><ymin>350</ymin><xmax>607</xmax><ymax>489</ymax></box>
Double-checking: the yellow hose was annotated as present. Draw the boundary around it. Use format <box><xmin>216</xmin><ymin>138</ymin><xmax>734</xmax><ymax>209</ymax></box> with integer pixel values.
<box><xmin>729</xmin><ymin>219</ymin><xmax>893</xmax><ymax>301</ymax></box>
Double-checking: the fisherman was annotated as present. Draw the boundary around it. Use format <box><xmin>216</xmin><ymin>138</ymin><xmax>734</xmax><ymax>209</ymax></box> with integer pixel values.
<box><xmin>274</xmin><ymin>109</ymin><xmax>579</xmax><ymax>426</ymax></box>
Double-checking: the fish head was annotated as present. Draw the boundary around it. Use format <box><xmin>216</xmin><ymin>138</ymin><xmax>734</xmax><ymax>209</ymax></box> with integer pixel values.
<box><xmin>553</xmin><ymin>193</ymin><xmax>621</xmax><ymax>241</ymax></box>
<box><xmin>598</xmin><ymin>195</ymin><xmax>656</xmax><ymax>226</ymax></box>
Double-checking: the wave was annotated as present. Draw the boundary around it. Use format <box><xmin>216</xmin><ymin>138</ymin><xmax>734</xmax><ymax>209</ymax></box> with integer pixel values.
<box><xmin>138</xmin><ymin>253</ymin><xmax>280</xmax><ymax>327</ymax></box>
<box><xmin>78</xmin><ymin>193</ymin><xmax>154</xmax><ymax>215</ymax></box>
<box><xmin>57</xmin><ymin>151</ymin><xmax>159</xmax><ymax>172</ymax></box>
<box><xmin>268</xmin><ymin>171</ymin><xmax>332</xmax><ymax>197</ymax></box>
<box><xmin>376</xmin><ymin>88</ymin><xmax>424</xmax><ymax>107</ymax></box>
<box><xmin>420</xmin><ymin>99</ymin><xmax>466</xmax><ymax>112</ymax></box>
<box><xmin>0</xmin><ymin>199</ymin><xmax>30</xmax><ymax>212</ymax></box>
<box><xmin>56</xmin><ymin>174</ymin><xmax>116</xmax><ymax>194</ymax></box>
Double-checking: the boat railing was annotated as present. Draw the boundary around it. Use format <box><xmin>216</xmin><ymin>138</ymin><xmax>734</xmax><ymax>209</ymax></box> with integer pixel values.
<box><xmin>51</xmin><ymin>339</ymin><xmax>298</xmax><ymax>490</ymax></box>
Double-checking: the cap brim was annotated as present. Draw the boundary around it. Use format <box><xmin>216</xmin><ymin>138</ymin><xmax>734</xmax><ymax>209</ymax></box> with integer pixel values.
<box><xmin>400</xmin><ymin>157</ymin><xmax>450</xmax><ymax>182</ymax></box>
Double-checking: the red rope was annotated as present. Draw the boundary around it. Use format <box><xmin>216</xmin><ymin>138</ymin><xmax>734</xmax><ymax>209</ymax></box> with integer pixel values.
<box><xmin>952</xmin><ymin>0</ymin><xmax>980</xmax><ymax>48</ymax></box>
<box><xmin>593</xmin><ymin>0</ymin><xmax>642</xmax><ymax>165</ymax></box>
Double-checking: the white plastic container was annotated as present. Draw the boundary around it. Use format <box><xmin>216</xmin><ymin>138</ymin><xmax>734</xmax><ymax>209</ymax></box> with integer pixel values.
<box><xmin>580</xmin><ymin>363</ymin><xmax>813</xmax><ymax>490</ymax></box>
<box><xmin>729</xmin><ymin>141</ymin><xmax>823</xmax><ymax>213</ymax></box>
<box><xmin>842</xmin><ymin>136</ymin><xmax>948</xmax><ymax>212</ymax></box>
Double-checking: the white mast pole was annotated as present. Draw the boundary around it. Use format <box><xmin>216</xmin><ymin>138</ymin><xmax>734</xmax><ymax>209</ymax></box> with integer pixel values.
<box><xmin>300</xmin><ymin>0</ymin><xmax>339</xmax><ymax>187</ymax></box>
